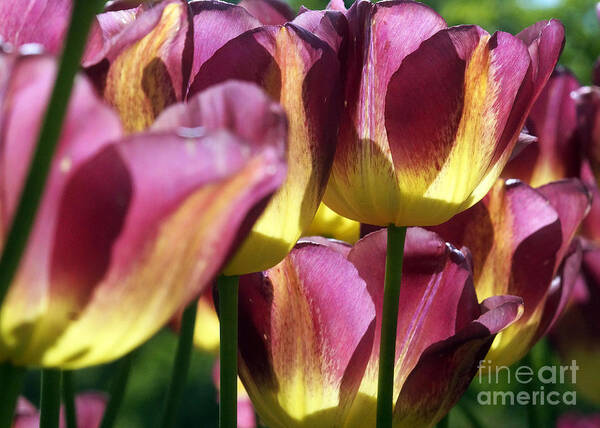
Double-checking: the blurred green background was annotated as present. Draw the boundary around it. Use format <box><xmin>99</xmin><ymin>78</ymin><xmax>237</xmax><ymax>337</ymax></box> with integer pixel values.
<box><xmin>21</xmin><ymin>1</ymin><xmax>600</xmax><ymax>427</ymax></box>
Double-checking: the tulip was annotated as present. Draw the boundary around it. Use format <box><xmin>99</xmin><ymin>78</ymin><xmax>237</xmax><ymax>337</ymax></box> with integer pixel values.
<box><xmin>12</xmin><ymin>394</ymin><xmax>105</xmax><ymax>428</ymax></box>
<box><xmin>323</xmin><ymin>0</ymin><xmax>564</xmax><ymax>227</ymax></box>
<box><xmin>186</xmin><ymin>10</ymin><xmax>344</xmax><ymax>274</ymax></box>
<box><xmin>430</xmin><ymin>178</ymin><xmax>591</xmax><ymax>367</ymax></box>
<box><xmin>551</xmin><ymin>241</ymin><xmax>600</xmax><ymax>405</ymax></box>
<box><xmin>0</xmin><ymin>52</ymin><xmax>287</xmax><ymax>368</ymax></box>
<box><xmin>502</xmin><ymin>68</ymin><xmax>581</xmax><ymax>187</ymax></box>
<box><xmin>303</xmin><ymin>203</ymin><xmax>360</xmax><ymax>244</ymax></box>
<box><xmin>236</xmin><ymin>229</ymin><xmax>523</xmax><ymax>428</ymax></box>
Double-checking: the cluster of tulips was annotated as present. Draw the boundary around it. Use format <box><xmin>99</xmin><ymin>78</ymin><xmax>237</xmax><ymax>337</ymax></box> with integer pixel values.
<box><xmin>0</xmin><ymin>0</ymin><xmax>599</xmax><ymax>427</ymax></box>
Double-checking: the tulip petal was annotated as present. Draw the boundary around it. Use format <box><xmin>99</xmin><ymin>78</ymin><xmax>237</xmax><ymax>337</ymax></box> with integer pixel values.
<box><xmin>394</xmin><ymin>295</ymin><xmax>523</xmax><ymax>427</ymax></box>
<box><xmin>292</xmin><ymin>9</ymin><xmax>347</xmax><ymax>54</ymax></box>
<box><xmin>102</xmin><ymin>0</ymin><xmax>192</xmax><ymax>132</ymax></box>
<box><xmin>191</xmin><ymin>24</ymin><xmax>342</xmax><ymax>274</ymax></box>
<box><xmin>0</xmin><ymin>0</ymin><xmax>71</xmax><ymax>54</ymax></box>
<box><xmin>343</xmin><ymin>228</ymin><xmax>480</xmax><ymax>427</ymax></box>
<box><xmin>0</xmin><ymin>55</ymin><xmax>122</xmax><ymax>362</ymax></box>
<box><xmin>430</xmin><ymin>179</ymin><xmax>564</xmax><ymax>366</ymax></box>
<box><xmin>324</xmin><ymin>0</ymin><xmax>446</xmax><ymax>226</ymax></box>
<box><xmin>238</xmin><ymin>0</ymin><xmax>295</xmax><ymax>25</ymax></box>
<box><xmin>536</xmin><ymin>179</ymin><xmax>591</xmax><ymax>267</ymax></box>
<box><xmin>153</xmin><ymin>80</ymin><xmax>287</xmax><ymax>155</ymax></box>
<box><xmin>16</xmin><ymin>127</ymin><xmax>285</xmax><ymax>368</ymax></box>
<box><xmin>188</xmin><ymin>0</ymin><xmax>261</xmax><ymax>85</ymax></box>
<box><xmin>237</xmin><ymin>242</ymin><xmax>375</xmax><ymax>428</ymax></box>
<box><xmin>502</xmin><ymin>69</ymin><xmax>580</xmax><ymax>186</ymax></box>
<box><xmin>303</xmin><ymin>203</ymin><xmax>360</xmax><ymax>244</ymax></box>
<box><xmin>534</xmin><ymin>240</ymin><xmax>582</xmax><ymax>343</ymax></box>
<box><xmin>384</xmin><ymin>27</ymin><xmax>529</xmax><ymax>226</ymax></box>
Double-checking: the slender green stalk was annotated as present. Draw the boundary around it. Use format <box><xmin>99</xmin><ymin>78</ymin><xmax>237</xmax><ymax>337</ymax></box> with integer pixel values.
<box><xmin>437</xmin><ymin>413</ymin><xmax>450</xmax><ymax>428</ymax></box>
<box><xmin>159</xmin><ymin>302</ymin><xmax>198</xmax><ymax>428</ymax></box>
<box><xmin>376</xmin><ymin>225</ymin><xmax>407</xmax><ymax>428</ymax></box>
<box><xmin>218</xmin><ymin>275</ymin><xmax>239</xmax><ymax>428</ymax></box>
<box><xmin>40</xmin><ymin>369</ymin><xmax>62</xmax><ymax>428</ymax></box>
<box><xmin>0</xmin><ymin>362</ymin><xmax>26</xmax><ymax>428</ymax></box>
<box><xmin>62</xmin><ymin>371</ymin><xmax>77</xmax><ymax>428</ymax></box>
<box><xmin>0</xmin><ymin>0</ymin><xmax>106</xmax><ymax>310</ymax></box>
<box><xmin>99</xmin><ymin>352</ymin><xmax>136</xmax><ymax>428</ymax></box>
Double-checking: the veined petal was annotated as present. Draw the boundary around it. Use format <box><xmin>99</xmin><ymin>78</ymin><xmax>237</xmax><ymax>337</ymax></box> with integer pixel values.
<box><xmin>0</xmin><ymin>0</ymin><xmax>71</xmax><ymax>54</ymax></box>
<box><xmin>343</xmin><ymin>228</ymin><xmax>479</xmax><ymax>427</ymax></box>
<box><xmin>324</xmin><ymin>0</ymin><xmax>446</xmax><ymax>226</ymax></box>
<box><xmin>385</xmin><ymin>27</ymin><xmax>529</xmax><ymax>226</ymax></box>
<box><xmin>430</xmin><ymin>179</ymin><xmax>567</xmax><ymax>367</ymax></box>
<box><xmin>238</xmin><ymin>0</ymin><xmax>295</xmax><ymax>25</ymax></box>
<box><xmin>536</xmin><ymin>179</ymin><xmax>591</xmax><ymax>268</ymax></box>
<box><xmin>102</xmin><ymin>0</ymin><xmax>192</xmax><ymax>132</ymax></box>
<box><xmin>502</xmin><ymin>69</ymin><xmax>580</xmax><ymax>187</ymax></box>
<box><xmin>394</xmin><ymin>295</ymin><xmax>523</xmax><ymax>428</ymax></box>
<box><xmin>292</xmin><ymin>8</ymin><xmax>347</xmax><ymax>55</ymax></box>
<box><xmin>188</xmin><ymin>0</ymin><xmax>261</xmax><ymax>86</ymax></box>
<box><xmin>237</xmin><ymin>242</ymin><xmax>375</xmax><ymax>428</ymax></box>
<box><xmin>191</xmin><ymin>24</ymin><xmax>342</xmax><ymax>274</ymax></box>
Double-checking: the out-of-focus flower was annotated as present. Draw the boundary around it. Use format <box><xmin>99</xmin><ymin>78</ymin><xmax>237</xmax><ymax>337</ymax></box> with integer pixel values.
<box><xmin>0</xmin><ymin>0</ymin><xmax>71</xmax><ymax>54</ymax></box>
<box><xmin>502</xmin><ymin>68</ymin><xmax>581</xmax><ymax>187</ymax></box>
<box><xmin>551</xmin><ymin>241</ymin><xmax>600</xmax><ymax>405</ymax></box>
<box><xmin>430</xmin><ymin>179</ymin><xmax>590</xmax><ymax>367</ymax></box>
<box><xmin>12</xmin><ymin>394</ymin><xmax>106</xmax><ymax>428</ymax></box>
<box><xmin>303</xmin><ymin>203</ymin><xmax>360</xmax><ymax>244</ymax></box>
<box><xmin>323</xmin><ymin>0</ymin><xmax>564</xmax><ymax>227</ymax></box>
<box><xmin>575</xmin><ymin>85</ymin><xmax>600</xmax><ymax>186</ymax></box>
<box><xmin>186</xmin><ymin>9</ymin><xmax>344</xmax><ymax>274</ymax></box>
<box><xmin>236</xmin><ymin>229</ymin><xmax>523</xmax><ymax>428</ymax></box>
<box><xmin>556</xmin><ymin>412</ymin><xmax>600</xmax><ymax>428</ymax></box>
<box><xmin>0</xmin><ymin>50</ymin><xmax>286</xmax><ymax>368</ymax></box>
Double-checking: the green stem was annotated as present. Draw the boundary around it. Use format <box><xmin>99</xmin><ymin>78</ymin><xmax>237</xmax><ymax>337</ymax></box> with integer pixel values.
<box><xmin>159</xmin><ymin>302</ymin><xmax>198</xmax><ymax>428</ymax></box>
<box><xmin>40</xmin><ymin>369</ymin><xmax>62</xmax><ymax>428</ymax></box>
<box><xmin>99</xmin><ymin>352</ymin><xmax>136</xmax><ymax>428</ymax></box>
<box><xmin>218</xmin><ymin>275</ymin><xmax>239</xmax><ymax>428</ymax></box>
<box><xmin>0</xmin><ymin>362</ymin><xmax>26</xmax><ymax>428</ymax></box>
<box><xmin>376</xmin><ymin>225</ymin><xmax>407</xmax><ymax>428</ymax></box>
<box><xmin>0</xmin><ymin>0</ymin><xmax>106</xmax><ymax>310</ymax></box>
<box><xmin>437</xmin><ymin>412</ymin><xmax>450</xmax><ymax>428</ymax></box>
<box><xmin>62</xmin><ymin>371</ymin><xmax>77</xmax><ymax>428</ymax></box>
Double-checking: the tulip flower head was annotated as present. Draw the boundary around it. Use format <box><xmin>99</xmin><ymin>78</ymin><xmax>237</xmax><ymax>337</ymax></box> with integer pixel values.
<box><xmin>324</xmin><ymin>0</ymin><xmax>565</xmax><ymax>227</ymax></box>
<box><xmin>236</xmin><ymin>230</ymin><xmax>523</xmax><ymax>428</ymax></box>
<box><xmin>0</xmin><ymin>49</ymin><xmax>287</xmax><ymax>368</ymax></box>
<box><xmin>430</xmin><ymin>178</ymin><xmax>591</xmax><ymax>367</ymax></box>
